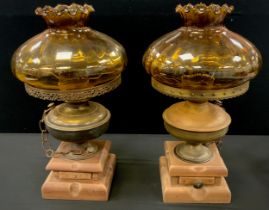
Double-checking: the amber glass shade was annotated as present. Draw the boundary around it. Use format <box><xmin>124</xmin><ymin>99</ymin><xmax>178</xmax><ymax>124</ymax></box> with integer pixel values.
<box><xmin>143</xmin><ymin>3</ymin><xmax>262</xmax><ymax>100</ymax></box>
<box><xmin>12</xmin><ymin>4</ymin><xmax>127</xmax><ymax>98</ymax></box>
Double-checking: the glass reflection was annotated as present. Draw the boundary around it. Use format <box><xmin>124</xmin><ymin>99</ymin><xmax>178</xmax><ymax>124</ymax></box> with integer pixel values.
<box><xmin>143</xmin><ymin>4</ymin><xmax>262</xmax><ymax>91</ymax></box>
<box><xmin>12</xmin><ymin>4</ymin><xmax>127</xmax><ymax>91</ymax></box>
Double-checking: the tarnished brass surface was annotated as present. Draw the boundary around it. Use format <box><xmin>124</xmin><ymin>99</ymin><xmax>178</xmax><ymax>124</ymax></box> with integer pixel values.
<box><xmin>44</xmin><ymin>101</ymin><xmax>110</xmax><ymax>142</ymax></box>
<box><xmin>164</xmin><ymin>122</ymin><xmax>228</xmax><ymax>143</ymax></box>
<box><xmin>163</xmin><ymin>101</ymin><xmax>230</xmax><ymax>162</ymax></box>
<box><xmin>163</xmin><ymin>101</ymin><xmax>231</xmax><ymax>133</ymax></box>
<box><xmin>174</xmin><ymin>143</ymin><xmax>213</xmax><ymax>163</ymax></box>
<box><xmin>152</xmin><ymin>78</ymin><xmax>249</xmax><ymax>101</ymax></box>
<box><xmin>25</xmin><ymin>75</ymin><xmax>121</xmax><ymax>102</ymax></box>
<box><xmin>59</xmin><ymin>141</ymin><xmax>99</xmax><ymax>160</ymax></box>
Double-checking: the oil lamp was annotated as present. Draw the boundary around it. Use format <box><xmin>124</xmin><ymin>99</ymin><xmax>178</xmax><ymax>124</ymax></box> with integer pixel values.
<box><xmin>143</xmin><ymin>3</ymin><xmax>261</xmax><ymax>203</ymax></box>
<box><xmin>12</xmin><ymin>3</ymin><xmax>127</xmax><ymax>200</ymax></box>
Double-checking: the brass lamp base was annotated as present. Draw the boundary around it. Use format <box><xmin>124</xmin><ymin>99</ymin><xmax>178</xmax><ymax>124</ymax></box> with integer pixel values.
<box><xmin>174</xmin><ymin>143</ymin><xmax>213</xmax><ymax>163</ymax></box>
<box><xmin>160</xmin><ymin>141</ymin><xmax>231</xmax><ymax>203</ymax></box>
<box><xmin>159</xmin><ymin>100</ymin><xmax>232</xmax><ymax>203</ymax></box>
<box><xmin>39</xmin><ymin>100</ymin><xmax>116</xmax><ymax>201</ymax></box>
<box><xmin>43</xmin><ymin>101</ymin><xmax>111</xmax><ymax>143</ymax></box>
<box><xmin>163</xmin><ymin>100</ymin><xmax>231</xmax><ymax>163</ymax></box>
<box><xmin>42</xmin><ymin>140</ymin><xmax>115</xmax><ymax>201</ymax></box>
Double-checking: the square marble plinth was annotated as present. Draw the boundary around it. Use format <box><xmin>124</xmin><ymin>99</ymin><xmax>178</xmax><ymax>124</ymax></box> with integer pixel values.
<box><xmin>160</xmin><ymin>156</ymin><xmax>231</xmax><ymax>203</ymax></box>
<box><xmin>42</xmin><ymin>154</ymin><xmax>116</xmax><ymax>201</ymax></box>
<box><xmin>46</xmin><ymin>140</ymin><xmax>111</xmax><ymax>173</ymax></box>
<box><xmin>165</xmin><ymin>141</ymin><xmax>228</xmax><ymax>177</ymax></box>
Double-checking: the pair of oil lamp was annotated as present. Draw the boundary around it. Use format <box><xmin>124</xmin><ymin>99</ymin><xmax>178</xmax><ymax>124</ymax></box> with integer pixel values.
<box><xmin>12</xmin><ymin>3</ymin><xmax>262</xmax><ymax>203</ymax></box>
